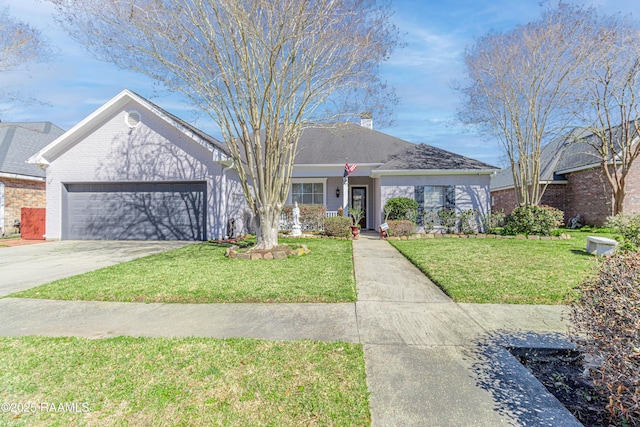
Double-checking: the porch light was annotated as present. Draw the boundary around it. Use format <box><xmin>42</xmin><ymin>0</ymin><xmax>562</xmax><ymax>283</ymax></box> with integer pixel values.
<box><xmin>336</xmin><ymin>187</ymin><xmax>340</xmax><ymax>198</ymax></box>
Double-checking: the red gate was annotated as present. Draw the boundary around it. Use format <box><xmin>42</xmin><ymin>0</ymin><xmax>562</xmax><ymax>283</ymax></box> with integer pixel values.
<box><xmin>20</xmin><ymin>208</ymin><xmax>46</xmax><ymax>240</ymax></box>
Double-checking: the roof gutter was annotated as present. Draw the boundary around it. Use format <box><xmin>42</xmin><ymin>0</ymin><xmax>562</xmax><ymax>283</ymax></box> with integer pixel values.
<box><xmin>555</xmin><ymin>161</ymin><xmax>608</xmax><ymax>175</ymax></box>
<box><xmin>490</xmin><ymin>179</ymin><xmax>568</xmax><ymax>192</ymax></box>
<box><xmin>294</xmin><ymin>163</ymin><xmax>383</xmax><ymax>168</ymax></box>
<box><xmin>0</xmin><ymin>172</ymin><xmax>45</xmax><ymax>182</ymax></box>
<box><xmin>370</xmin><ymin>168</ymin><xmax>499</xmax><ymax>178</ymax></box>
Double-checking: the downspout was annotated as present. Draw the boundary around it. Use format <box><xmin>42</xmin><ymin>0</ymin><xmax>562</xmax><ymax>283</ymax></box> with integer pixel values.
<box><xmin>221</xmin><ymin>161</ymin><xmax>235</xmax><ymax>239</ymax></box>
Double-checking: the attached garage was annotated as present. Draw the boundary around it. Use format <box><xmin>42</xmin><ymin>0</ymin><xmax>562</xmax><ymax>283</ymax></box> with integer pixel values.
<box><xmin>63</xmin><ymin>182</ymin><xmax>206</xmax><ymax>240</ymax></box>
<box><xmin>27</xmin><ymin>90</ymin><xmax>250</xmax><ymax>241</ymax></box>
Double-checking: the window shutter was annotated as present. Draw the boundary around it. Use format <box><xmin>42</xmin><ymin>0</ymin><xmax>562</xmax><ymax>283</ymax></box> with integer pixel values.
<box><xmin>445</xmin><ymin>186</ymin><xmax>456</xmax><ymax>210</ymax></box>
<box><xmin>414</xmin><ymin>186</ymin><xmax>425</xmax><ymax>225</ymax></box>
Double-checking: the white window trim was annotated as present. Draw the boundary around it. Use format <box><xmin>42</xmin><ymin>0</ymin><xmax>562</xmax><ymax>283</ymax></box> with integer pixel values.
<box><xmin>288</xmin><ymin>178</ymin><xmax>327</xmax><ymax>206</ymax></box>
<box><xmin>424</xmin><ymin>185</ymin><xmax>446</xmax><ymax>212</ymax></box>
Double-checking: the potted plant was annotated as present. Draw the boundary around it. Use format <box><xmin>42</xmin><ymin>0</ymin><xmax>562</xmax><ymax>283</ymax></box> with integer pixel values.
<box><xmin>348</xmin><ymin>205</ymin><xmax>364</xmax><ymax>239</ymax></box>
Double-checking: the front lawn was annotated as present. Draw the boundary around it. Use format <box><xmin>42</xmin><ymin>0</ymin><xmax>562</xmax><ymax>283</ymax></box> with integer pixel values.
<box><xmin>0</xmin><ymin>336</ymin><xmax>370</xmax><ymax>426</ymax></box>
<box><xmin>10</xmin><ymin>238</ymin><xmax>355</xmax><ymax>303</ymax></box>
<box><xmin>389</xmin><ymin>231</ymin><xmax>607</xmax><ymax>304</ymax></box>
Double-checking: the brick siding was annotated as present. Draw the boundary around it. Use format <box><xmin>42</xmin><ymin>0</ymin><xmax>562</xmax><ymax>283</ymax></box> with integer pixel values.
<box><xmin>491</xmin><ymin>188</ymin><xmax>517</xmax><ymax>214</ymax></box>
<box><xmin>492</xmin><ymin>159</ymin><xmax>640</xmax><ymax>227</ymax></box>
<box><xmin>564</xmin><ymin>167</ymin><xmax>612</xmax><ymax>226</ymax></box>
<box><xmin>1</xmin><ymin>177</ymin><xmax>46</xmax><ymax>234</ymax></box>
<box><xmin>623</xmin><ymin>156</ymin><xmax>640</xmax><ymax>214</ymax></box>
<box><xmin>491</xmin><ymin>185</ymin><xmax>566</xmax><ymax>214</ymax></box>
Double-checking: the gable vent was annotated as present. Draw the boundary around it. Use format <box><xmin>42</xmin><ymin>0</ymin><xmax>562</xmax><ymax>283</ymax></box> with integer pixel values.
<box><xmin>125</xmin><ymin>111</ymin><xmax>141</xmax><ymax>128</ymax></box>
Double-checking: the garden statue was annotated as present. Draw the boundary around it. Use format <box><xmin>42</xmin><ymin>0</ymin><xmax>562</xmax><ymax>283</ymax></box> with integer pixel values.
<box><xmin>291</xmin><ymin>202</ymin><xmax>302</xmax><ymax>236</ymax></box>
<box><xmin>568</xmin><ymin>214</ymin><xmax>582</xmax><ymax>229</ymax></box>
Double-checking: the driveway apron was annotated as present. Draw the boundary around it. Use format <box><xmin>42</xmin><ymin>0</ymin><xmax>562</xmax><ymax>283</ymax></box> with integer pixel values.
<box><xmin>0</xmin><ymin>240</ymin><xmax>194</xmax><ymax>296</ymax></box>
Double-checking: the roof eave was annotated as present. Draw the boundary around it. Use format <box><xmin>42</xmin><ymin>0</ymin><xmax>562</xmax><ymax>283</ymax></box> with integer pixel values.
<box><xmin>27</xmin><ymin>89</ymin><xmax>227</xmax><ymax>166</ymax></box>
<box><xmin>294</xmin><ymin>163</ymin><xmax>384</xmax><ymax>168</ymax></box>
<box><xmin>371</xmin><ymin>168</ymin><xmax>498</xmax><ymax>178</ymax></box>
<box><xmin>555</xmin><ymin>161</ymin><xmax>605</xmax><ymax>175</ymax></box>
<box><xmin>490</xmin><ymin>179</ymin><xmax>568</xmax><ymax>192</ymax></box>
<box><xmin>0</xmin><ymin>172</ymin><xmax>45</xmax><ymax>182</ymax></box>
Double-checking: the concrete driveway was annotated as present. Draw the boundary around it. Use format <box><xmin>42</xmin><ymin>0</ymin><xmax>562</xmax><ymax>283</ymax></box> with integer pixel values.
<box><xmin>0</xmin><ymin>240</ymin><xmax>195</xmax><ymax>296</ymax></box>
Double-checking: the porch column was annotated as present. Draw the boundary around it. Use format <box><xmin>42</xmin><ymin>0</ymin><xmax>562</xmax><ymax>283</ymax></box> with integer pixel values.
<box><xmin>342</xmin><ymin>177</ymin><xmax>348</xmax><ymax>211</ymax></box>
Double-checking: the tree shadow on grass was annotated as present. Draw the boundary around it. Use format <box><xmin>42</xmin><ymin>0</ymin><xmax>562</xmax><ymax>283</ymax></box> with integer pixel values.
<box><xmin>570</xmin><ymin>249</ymin><xmax>593</xmax><ymax>257</ymax></box>
<box><xmin>464</xmin><ymin>331</ymin><xmax>582</xmax><ymax>427</ymax></box>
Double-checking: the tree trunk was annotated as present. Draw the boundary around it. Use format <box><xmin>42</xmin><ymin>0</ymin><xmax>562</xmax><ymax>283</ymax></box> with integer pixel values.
<box><xmin>613</xmin><ymin>188</ymin><xmax>625</xmax><ymax>216</ymax></box>
<box><xmin>254</xmin><ymin>207</ymin><xmax>280</xmax><ymax>250</ymax></box>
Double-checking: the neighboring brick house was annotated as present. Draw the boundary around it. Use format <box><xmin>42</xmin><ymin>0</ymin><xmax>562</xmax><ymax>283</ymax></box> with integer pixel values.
<box><xmin>491</xmin><ymin>126</ymin><xmax>640</xmax><ymax>226</ymax></box>
<box><xmin>0</xmin><ymin>122</ymin><xmax>65</xmax><ymax>235</ymax></box>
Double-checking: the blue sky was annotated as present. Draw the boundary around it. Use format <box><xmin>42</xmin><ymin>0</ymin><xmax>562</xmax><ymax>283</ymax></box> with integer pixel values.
<box><xmin>1</xmin><ymin>0</ymin><xmax>638</xmax><ymax>167</ymax></box>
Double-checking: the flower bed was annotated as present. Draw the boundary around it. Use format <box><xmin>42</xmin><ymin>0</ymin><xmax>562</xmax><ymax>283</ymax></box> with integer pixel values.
<box><xmin>225</xmin><ymin>243</ymin><xmax>311</xmax><ymax>260</ymax></box>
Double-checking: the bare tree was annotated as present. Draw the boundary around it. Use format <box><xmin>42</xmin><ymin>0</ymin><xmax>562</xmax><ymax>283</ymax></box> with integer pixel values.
<box><xmin>50</xmin><ymin>0</ymin><xmax>398</xmax><ymax>249</ymax></box>
<box><xmin>0</xmin><ymin>6</ymin><xmax>48</xmax><ymax>105</ymax></box>
<box><xmin>573</xmin><ymin>18</ymin><xmax>640</xmax><ymax>216</ymax></box>
<box><xmin>458</xmin><ymin>3</ymin><xmax>596</xmax><ymax>207</ymax></box>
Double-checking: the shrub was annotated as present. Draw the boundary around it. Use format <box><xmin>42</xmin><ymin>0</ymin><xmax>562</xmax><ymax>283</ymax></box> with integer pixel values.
<box><xmin>503</xmin><ymin>205</ymin><xmax>564</xmax><ymax>236</ymax></box>
<box><xmin>323</xmin><ymin>216</ymin><xmax>352</xmax><ymax>238</ymax></box>
<box><xmin>458</xmin><ymin>209</ymin><xmax>479</xmax><ymax>235</ymax></box>
<box><xmin>387</xmin><ymin>220</ymin><xmax>414</xmax><ymax>237</ymax></box>
<box><xmin>384</xmin><ymin>197</ymin><xmax>418</xmax><ymax>221</ymax></box>
<box><xmin>423</xmin><ymin>210</ymin><xmax>438</xmax><ymax>233</ymax></box>
<box><xmin>480</xmin><ymin>210</ymin><xmax>506</xmax><ymax>234</ymax></box>
<box><xmin>606</xmin><ymin>213</ymin><xmax>640</xmax><ymax>251</ymax></box>
<box><xmin>437</xmin><ymin>208</ymin><xmax>458</xmax><ymax>234</ymax></box>
<box><xmin>282</xmin><ymin>204</ymin><xmax>326</xmax><ymax>232</ymax></box>
<box><xmin>569</xmin><ymin>251</ymin><xmax>640</xmax><ymax>425</ymax></box>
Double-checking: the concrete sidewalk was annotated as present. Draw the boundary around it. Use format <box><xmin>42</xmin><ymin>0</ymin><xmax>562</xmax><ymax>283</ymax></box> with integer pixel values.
<box><xmin>0</xmin><ymin>233</ymin><xmax>580</xmax><ymax>426</ymax></box>
<box><xmin>353</xmin><ymin>232</ymin><xmax>578</xmax><ymax>427</ymax></box>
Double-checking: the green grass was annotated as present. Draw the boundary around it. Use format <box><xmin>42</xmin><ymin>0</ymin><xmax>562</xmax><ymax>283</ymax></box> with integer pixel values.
<box><xmin>10</xmin><ymin>238</ymin><xmax>356</xmax><ymax>303</ymax></box>
<box><xmin>0</xmin><ymin>336</ymin><xmax>370</xmax><ymax>426</ymax></box>
<box><xmin>389</xmin><ymin>230</ymin><xmax>609</xmax><ymax>305</ymax></box>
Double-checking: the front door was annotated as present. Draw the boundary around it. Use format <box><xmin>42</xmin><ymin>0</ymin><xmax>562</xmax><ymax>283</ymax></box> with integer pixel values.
<box><xmin>351</xmin><ymin>187</ymin><xmax>366</xmax><ymax>229</ymax></box>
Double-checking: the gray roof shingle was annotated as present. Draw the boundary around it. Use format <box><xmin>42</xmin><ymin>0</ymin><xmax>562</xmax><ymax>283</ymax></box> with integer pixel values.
<box><xmin>379</xmin><ymin>143</ymin><xmax>497</xmax><ymax>170</ymax></box>
<box><xmin>295</xmin><ymin>123</ymin><xmax>496</xmax><ymax>171</ymax></box>
<box><xmin>294</xmin><ymin>123</ymin><xmax>414</xmax><ymax>164</ymax></box>
<box><xmin>491</xmin><ymin>125</ymin><xmax>634</xmax><ymax>190</ymax></box>
<box><xmin>0</xmin><ymin>122</ymin><xmax>65</xmax><ymax>178</ymax></box>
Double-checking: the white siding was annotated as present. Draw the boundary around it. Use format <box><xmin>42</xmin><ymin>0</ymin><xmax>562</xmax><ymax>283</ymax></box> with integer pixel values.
<box><xmin>45</xmin><ymin>99</ymin><xmax>248</xmax><ymax>240</ymax></box>
<box><xmin>378</xmin><ymin>174</ymin><xmax>492</xmax><ymax>228</ymax></box>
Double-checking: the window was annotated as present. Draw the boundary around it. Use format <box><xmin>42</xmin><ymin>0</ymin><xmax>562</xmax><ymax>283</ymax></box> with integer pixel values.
<box><xmin>424</xmin><ymin>186</ymin><xmax>446</xmax><ymax>212</ymax></box>
<box><xmin>292</xmin><ymin>182</ymin><xmax>323</xmax><ymax>205</ymax></box>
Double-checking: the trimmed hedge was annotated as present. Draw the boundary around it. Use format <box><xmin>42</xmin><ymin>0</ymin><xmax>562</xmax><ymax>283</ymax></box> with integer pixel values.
<box><xmin>324</xmin><ymin>216</ymin><xmax>352</xmax><ymax>238</ymax></box>
<box><xmin>282</xmin><ymin>204</ymin><xmax>326</xmax><ymax>231</ymax></box>
<box><xmin>384</xmin><ymin>197</ymin><xmax>418</xmax><ymax>221</ymax></box>
<box><xmin>503</xmin><ymin>205</ymin><xmax>563</xmax><ymax>236</ymax></box>
<box><xmin>387</xmin><ymin>220</ymin><xmax>414</xmax><ymax>237</ymax></box>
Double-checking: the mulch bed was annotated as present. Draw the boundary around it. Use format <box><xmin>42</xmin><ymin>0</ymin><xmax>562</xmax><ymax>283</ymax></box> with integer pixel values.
<box><xmin>513</xmin><ymin>348</ymin><xmax>612</xmax><ymax>427</ymax></box>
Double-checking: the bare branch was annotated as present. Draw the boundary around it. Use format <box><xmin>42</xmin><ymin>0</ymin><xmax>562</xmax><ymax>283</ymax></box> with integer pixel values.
<box><xmin>50</xmin><ymin>0</ymin><xmax>399</xmax><ymax>248</ymax></box>
<box><xmin>457</xmin><ymin>2</ymin><xmax>600</xmax><ymax>206</ymax></box>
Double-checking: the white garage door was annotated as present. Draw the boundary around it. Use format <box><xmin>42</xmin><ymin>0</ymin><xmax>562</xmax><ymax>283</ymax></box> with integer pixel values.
<box><xmin>64</xmin><ymin>182</ymin><xmax>206</xmax><ymax>240</ymax></box>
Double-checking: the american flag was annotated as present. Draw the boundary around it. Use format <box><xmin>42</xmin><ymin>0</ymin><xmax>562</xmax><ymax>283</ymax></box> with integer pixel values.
<box><xmin>343</xmin><ymin>161</ymin><xmax>357</xmax><ymax>177</ymax></box>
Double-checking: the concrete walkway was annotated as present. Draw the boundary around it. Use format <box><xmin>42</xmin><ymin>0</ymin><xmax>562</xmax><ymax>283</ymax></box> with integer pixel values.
<box><xmin>0</xmin><ymin>233</ymin><xmax>580</xmax><ymax>426</ymax></box>
<box><xmin>353</xmin><ymin>232</ymin><xmax>578</xmax><ymax>427</ymax></box>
